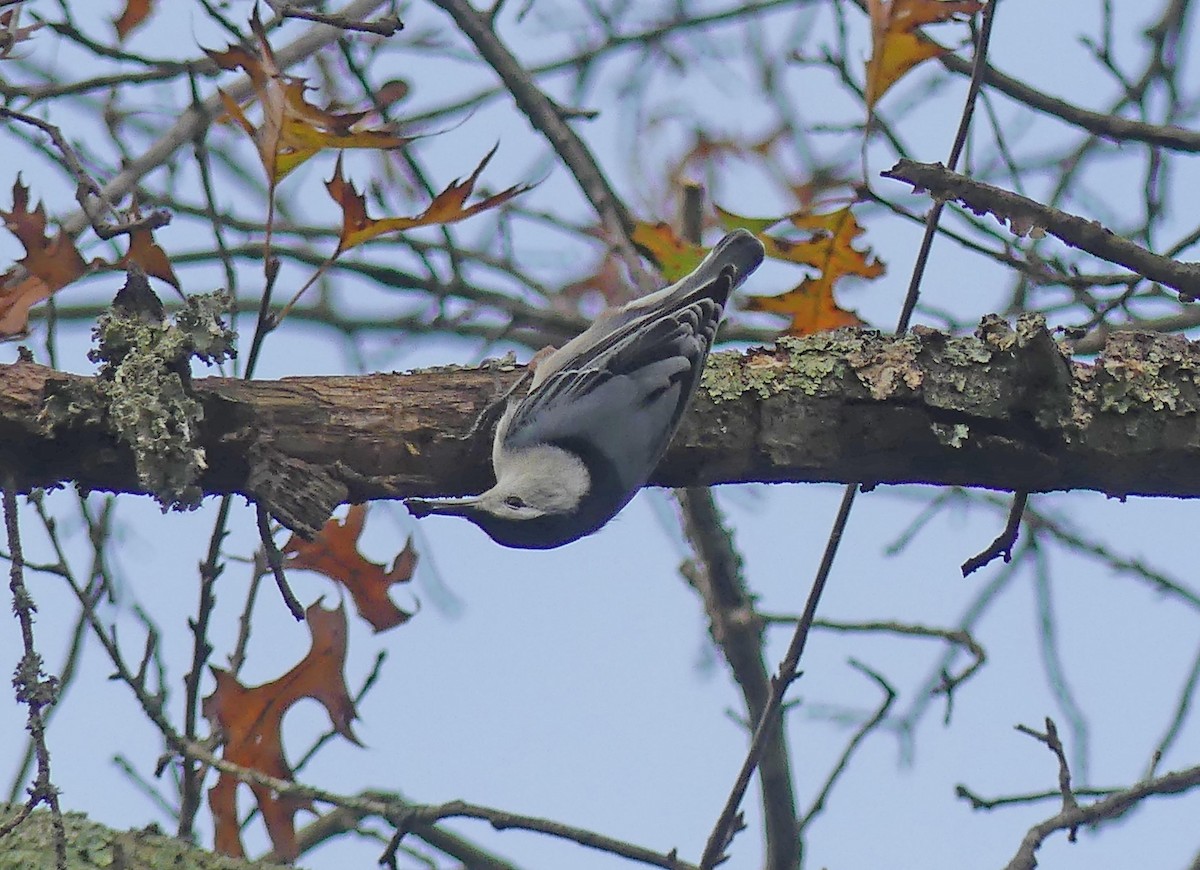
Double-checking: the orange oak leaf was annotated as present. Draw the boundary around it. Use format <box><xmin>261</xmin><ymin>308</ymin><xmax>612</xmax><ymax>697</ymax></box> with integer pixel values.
<box><xmin>721</xmin><ymin>205</ymin><xmax>882</xmax><ymax>336</ymax></box>
<box><xmin>1</xmin><ymin>177</ymin><xmax>96</xmax><ymax>337</ymax></box>
<box><xmin>113</xmin><ymin>0</ymin><xmax>154</xmax><ymax>40</ymax></box>
<box><xmin>2</xmin><ymin>180</ymin><xmax>181</xmax><ymax>336</ymax></box>
<box><xmin>630</xmin><ymin>221</ymin><xmax>707</xmax><ymax>282</ymax></box>
<box><xmin>118</xmin><ymin>225</ymin><xmax>180</xmax><ymax>289</ymax></box>
<box><xmin>865</xmin><ymin>0</ymin><xmax>984</xmax><ymax>108</ymax></box>
<box><xmin>283</xmin><ymin>505</ymin><xmax>417</xmax><ymax>633</ymax></box>
<box><xmin>743</xmin><ymin>274</ymin><xmax>867</xmax><ymax>335</ymax></box>
<box><xmin>0</xmin><ymin>5</ymin><xmax>44</xmax><ymax>58</ymax></box>
<box><xmin>206</xmin><ymin>9</ymin><xmax>410</xmax><ymax>182</ymax></box>
<box><xmin>327</xmin><ymin>146</ymin><xmax>530</xmax><ymax>255</ymax></box>
<box><xmin>204</xmin><ymin>601</ymin><xmax>360</xmax><ymax>861</ymax></box>
<box><xmin>114</xmin><ymin>204</ymin><xmax>180</xmax><ymax>289</ymax></box>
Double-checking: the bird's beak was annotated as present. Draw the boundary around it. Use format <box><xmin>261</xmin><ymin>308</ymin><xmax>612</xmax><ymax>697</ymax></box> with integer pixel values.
<box><xmin>404</xmin><ymin>496</ymin><xmax>480</xmax><ymax>518</ymax></box>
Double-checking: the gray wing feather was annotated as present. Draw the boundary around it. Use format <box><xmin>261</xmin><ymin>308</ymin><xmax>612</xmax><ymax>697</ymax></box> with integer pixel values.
<box><xmin>502</xmin><ymin>229</ymin><xmax>765</xmax><ymax>480</ymax></box>
<box><xmin>502</xmin><ymin>278</ymin><xmax>731</xmax><ymax>486</ymax></box>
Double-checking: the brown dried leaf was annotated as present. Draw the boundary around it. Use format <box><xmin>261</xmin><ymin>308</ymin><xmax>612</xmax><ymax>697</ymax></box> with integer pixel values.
<box><xmin>0</xmin><ymin>177</ymin><xmax>96</xmax><ymax>337</ymax></box>
<box><xmin>113</xmin><ymin>0</ymin><xmax>154</xmax><ymax>40</ymax></box>
<box><xmin>204</xmin><ymin>602</ymin><xmax>360</xmax><ymax>860</ymax></box>
<box><xmin>283</xmin><ymin>505</ymin><xmax>417</xmax><ymax>633</ymax></box>
<box><xmin>327</xmin><ymin>147</ymin><xmax>530</xmax><ymax>254</ymax></box>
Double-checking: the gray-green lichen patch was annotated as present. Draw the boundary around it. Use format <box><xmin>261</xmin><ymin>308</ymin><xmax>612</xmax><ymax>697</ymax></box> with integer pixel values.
<box><xmin>1093</xmin><ymin>332</ymin><xmax>1200</xmax><ymax>416</ymax></box>
<box><xmin>845</xmin><ymin>332</ymin><xmax>923</xmax><ymax>400</ymax></box>
<box><xmin>41</xmin><ymin>275</ymin><xmax>235</xmax><ymax>512</ymax></box>
<box><xmin>933</xmin><ymin>422</ymin><xmax>970</xmax><ymax>448</ymax></box>
<box><xmin>701</xmin><ymin>330</ymin><xmax>866</xmax><ymax>403</ymax></box>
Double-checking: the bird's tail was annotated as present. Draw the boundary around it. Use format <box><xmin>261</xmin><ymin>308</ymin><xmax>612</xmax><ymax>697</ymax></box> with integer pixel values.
<box><xmin>633</xmin><ymin>229</ymin><xmax>765</xmax><ymax>312</ymax></box>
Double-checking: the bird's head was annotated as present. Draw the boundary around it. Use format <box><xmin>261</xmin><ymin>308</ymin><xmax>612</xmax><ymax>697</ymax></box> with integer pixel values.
<box><xmin>405</xmin><ymin>444</ymin><xmax>600</xmax><ymax>549</ymax></box>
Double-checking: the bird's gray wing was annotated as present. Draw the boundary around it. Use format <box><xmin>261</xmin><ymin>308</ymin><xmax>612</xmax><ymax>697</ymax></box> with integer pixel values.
<box><xmin>502</xmin><ymin>267</ymin><xmax>734</xmax><ymax>465</ymax></box>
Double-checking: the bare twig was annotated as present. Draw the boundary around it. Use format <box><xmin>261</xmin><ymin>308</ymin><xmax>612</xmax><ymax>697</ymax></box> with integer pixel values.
<box><xmin>0</xmin><ymin>107</ymin><xmax>170</xmax><ymax>241</ymax></box>
<box><xmin>938</xmin><ymin>32</ymin><xmax>1200</xmax><ymax>153</ymax></box>
<box><xmin>384</xmin><ymin>798</ymin><xmax>700</xmax><ymax>870</ymax></box>
<box><xmin>266</xmin><ymin>0</ymin><xmax>403</xmax><ymax>35</ymax></box>
<box><xmin>1146</xmin><ymin>637</ymin><xmax>1200</xmax><ymax>778</ymax></box>
<box><xmin>429</xmin><ymin>0</ymin><xmax>649</xmax><ymax>288</ymax></box>
<box><xmin>0</xmin><ymin>484</ymin><xmax>67</xmax><ymax>869</ymax></box>
<box><xmin>961</xmin><ymin>491</ymin><xmax>1028</xmax><ymax>577</ymax></box>
<box><xmin>954</xmin><ymin>784</ymin><xmax>1119</xmax><ymax>811</ymax></box>
<box><xmin>178</xmin><ymin>495</ymin><xmax>232</xmax><ymax>839</ymax></box>
<box><xmin>763</xmin><ymin>616</ymin><xmax>988</xmax><ymax>702</ymax></box>
<box><xmin>699</xmin><ymin>483</ymin><xmax>858</xmax><ymax>868</ymax></box>
<box><xmin>798</xmin><ymin>659</ymin><xmax>895</xmax><ymax>831</ymax></box>
<box><xmin>997</xmin><ymin>746</ymin><xmax>1200</xmax><ymax>870</ymax></box>
<box><xmin>1016</xmin><ymin>718</ymin><xmax>1080</xmax><ymax>824</ymax></box>
<box><xmin>256</xmin><ymin>505</ymin><xmax>304</xmax><ymax>620</ymax></box>
<box><xmin>677</xmin><ymin>489</ymin><xmax>799</xmax><ymax>869</ymax></box>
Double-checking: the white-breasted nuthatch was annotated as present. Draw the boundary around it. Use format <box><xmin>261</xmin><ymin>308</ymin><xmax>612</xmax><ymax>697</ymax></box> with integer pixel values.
<box><xmin>405</xmin><ymin>229</ymin><xmax>765</xmax><ymax>548</ymax></box>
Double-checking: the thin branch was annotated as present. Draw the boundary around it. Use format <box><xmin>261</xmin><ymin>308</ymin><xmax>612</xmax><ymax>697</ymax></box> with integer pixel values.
<box><xmin>763</xmin><ymin>616</ymin><xmax>988</xmax><ymax>701</ymax></box>
<box><xmin>938</xmin><ymin>30</ymin><xmax>1200</xmax><ymax>152</ymax></box>
<box><xmin>0</xmin><ymin>484</ymin><xmax>66</xmax><ymax>869</ymax></box>
<box><xmin>954</xmin><ymin>784</ymin><xmax>1120</xmax><ymax>811</ymax></box>
<box><xmin>890</xmin><ymin>0</ymin><xmax>1001</xmax><ymax>333</ymax></box>
<box><xmin>699</xmin><ymin>483</ymin><xmax>858</xmax><ymax>868</ymax></box>
<box><xmin>429</xmin><ymin>0</ymin><xmax>648</xmax><ymax>287</ymax></box>
<box><xmin>0</xmin><ymin>107</ymin><xmax>170</xmax><ymax>240</ymax></box>
<box><xmin>676</xmin><ymin>489</ymin><xmax>799</xmax><ymax>869</ymax></box>
<box><xmin>961</xmin><ymin>491</ymin><xmax>1028</xmax><ymax>577</ymax></box>
<box><xmin>266</xmin><ymin>0</ymin><xmax>403</xmax><ymax>35</ymax></box>
<box><xmin>994</xmin><ymin>741</ymin><xmax>1200</xmax><ymax>869</ymax></box>
<box><xmin>256</xmin><ymin>505</ymin><xmax>304</xmax><ymax>621</ymax></box>
<box><xmin>384</xmin><ymin>799</ymin><xmax>699</xmax><ymax>870</ymax></box>
<box><xmin>1146</xmin><ymin>636</ymin><xmax>1200</xmax><ymax>778</ymax></box>
<box><xmin>1016</xmin><ymin>718</ymin><xmax>1080</xmax><ymax>823</ymax></box>
<box><xmin>798</xmin><ymin>659</ymin><xmax>895</xmax><ymax>831</ymax></box>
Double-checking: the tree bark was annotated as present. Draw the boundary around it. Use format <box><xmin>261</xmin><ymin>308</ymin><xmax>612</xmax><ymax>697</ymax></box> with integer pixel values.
<box><xmin>3</xmin><ymin>314</ymin><xmax>1199</xmax><ymax>534</ymax></box>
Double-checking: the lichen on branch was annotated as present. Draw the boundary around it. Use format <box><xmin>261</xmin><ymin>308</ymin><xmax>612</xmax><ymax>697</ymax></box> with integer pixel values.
<box><xmin>41</xmin><ymin>272</ymin><xmax>234</xmax><ymax>511</ymax></box>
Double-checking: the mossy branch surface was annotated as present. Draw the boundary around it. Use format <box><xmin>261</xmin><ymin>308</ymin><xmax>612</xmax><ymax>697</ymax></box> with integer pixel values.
<box><xmin>3</xmin><ymin>314</ymin><xmax>1200</xmax><ymax>532</ymax></box>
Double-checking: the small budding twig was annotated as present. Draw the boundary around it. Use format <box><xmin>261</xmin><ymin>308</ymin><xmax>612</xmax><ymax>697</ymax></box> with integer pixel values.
<box><xmin>1016</xmin><ymin>716</ymin><xmax>1081</xmax><ymax>841</ymax></box>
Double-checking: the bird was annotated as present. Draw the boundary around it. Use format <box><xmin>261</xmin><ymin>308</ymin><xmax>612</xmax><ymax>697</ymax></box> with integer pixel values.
<box><xmin>405</xmin><ymin>228</ymin><xmax>766</xmax><ymax>549</ymax></box>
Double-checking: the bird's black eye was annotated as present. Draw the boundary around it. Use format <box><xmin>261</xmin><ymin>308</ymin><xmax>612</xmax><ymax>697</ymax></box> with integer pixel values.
<box><xmin>504</xmin><ymin>496</ymin><xmax>525</xmax><ymax>509</ymax></box>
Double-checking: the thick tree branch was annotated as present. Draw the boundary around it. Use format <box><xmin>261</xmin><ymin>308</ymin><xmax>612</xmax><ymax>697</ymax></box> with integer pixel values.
<box><xmin>4</xmin><ymin>316</ymin><xmax>1200</xmax><ymax>532</ymax></box>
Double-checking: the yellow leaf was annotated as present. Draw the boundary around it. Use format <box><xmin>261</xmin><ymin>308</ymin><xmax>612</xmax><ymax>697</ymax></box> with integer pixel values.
<box><xmin>865</xmin><ymin>0</ymin><xmax>984</xmax><ymax>108</ymax></box>
<box><xmin>206</xmin><ymin>9</ymin><xmax>410</xmax><ymax>183</ymax></box>
<box><xmin>724</xmin><ymin>205</ymin><xmax>883</xmax><ymax>336</ymax></box>
<box><xmin>631</xmin><ymin>221</ymin><xmax>706</xmax><ymax>281</ymax></box>
<box><xmin>744</xmin><ymin>275</ymin><xmax>866</xmax><ymax>335</ymax></box>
